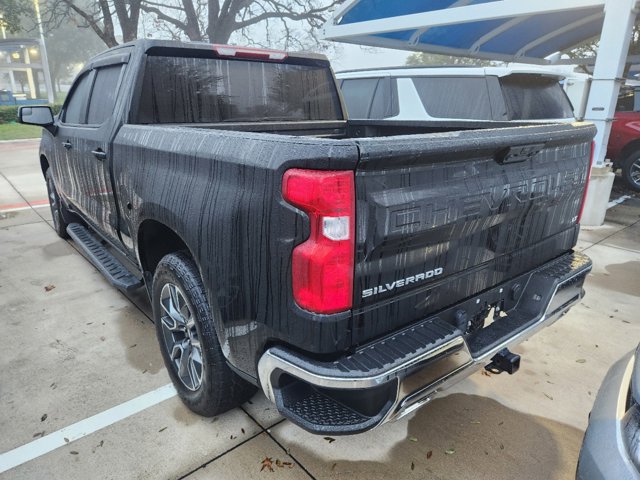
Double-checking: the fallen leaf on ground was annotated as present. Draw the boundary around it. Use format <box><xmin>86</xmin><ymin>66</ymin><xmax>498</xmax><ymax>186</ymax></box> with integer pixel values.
<box><xmin>411</xmin><ymin>462</ymin><xmax>415</xmax><ymax>471</ymax></box>
<box><xmin>44</xmin><ymin>284</ymin><xmax>55</xmax><ymax>292</ymax></box>
<box><xmin>470</xmin><ymin>421</ymin><xmax>480</xmax><ymax>425</ymax></box>
<box><xmin>576</xmin><ymin>359</ymin><xmax>586</xmax><ymax>364</ymax></box>
<box><xmin>100</xmin><ymin>336</ymin><xmax>106</xmax><ymax>341</ymax></box>
<box><xmin>64</xmin><ymin>437</ymin><xmax>69</xmax><ymax>443</ymax></box>
<box><xmin>324</xmin><ymin>436</ymin><xmax>336</xmax><ymax>443</ymax></box>
<box><xmin>426</xmin><ymin>451</ymin><xmax>433</xmax><ymax>459</ymax></box>
<box><xmin>409</xmin><ymin>436</ymin><xmax>418</xmax><ymax>442</ymax></box>
<box><xmin>445</xmin><ymin>448</ymin><xmax>455</xmax><ymax>455</ymax></box>
<box><xmin>274</xmin><ymin>459</ymin><xmax>293</xmax><ymax>469</ymax></box>
<box><xmin>158</xmin><ymin>427</ymin><xmax>167</xmax><ymax>433</ymax></box>
<box><xmin>481</xmin><ymin>370</ymin><xmax>491</xmax><ymax>377</ymax></box>
<box><xmin>241</xmin><ymin>428</ymin><xmax>245</xmax><ymax>434</ymax></box>
<box><xmin>33</xmin><ymin>431</ymin><xmax>45</xmax><ymax>438</ymax></box>
<box><xmin>544</xmin><ymin>393</ymin><xmax>554</xmax><ymax>400</ymax></box>
<box><xmin>70</xmin><ymin>451</ymin><xmax>79</xmax><ymax>455</ymax></box>
<box><xmin>261</xmin><ymin>457</ymin><xmax>274</xmax><ymax>472</ymax></box>
<box><xmin>40</xmin><ymin>414</ymin><xmax>47</xmax><ymax>422</ymax></box>
<box><xmin>92</xmin><ymin>440</ymin><xmax>105</xmax><ymax>453</ymax></box>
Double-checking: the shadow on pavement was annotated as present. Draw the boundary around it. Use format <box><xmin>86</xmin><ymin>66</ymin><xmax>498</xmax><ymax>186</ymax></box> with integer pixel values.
<box><xmin>281</xmin><ymin>393</ymin><xmax>583</xmax><ymax>480</ymax></box>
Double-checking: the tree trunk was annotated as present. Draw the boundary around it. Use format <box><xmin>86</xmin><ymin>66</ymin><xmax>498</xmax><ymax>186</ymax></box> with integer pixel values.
<box><xmin>182</xmin><ymin>0</ymin><xmax>203</xmax><ymax>41</ymax></box>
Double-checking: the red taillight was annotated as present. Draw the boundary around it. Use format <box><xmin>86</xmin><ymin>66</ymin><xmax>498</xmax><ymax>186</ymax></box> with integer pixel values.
<box><xmin>282</xmin><ymin>169</ymin><xmax>355</xmax><ymax>314</ymax></box>
<box><xmin>211</xmin><ymin>44</ymin><xmax>287</xmax><ymax>61</ymax></box>
<box><xmin>577</xmin><ymin>141</ymin><xmax>595</xmax><ymax>224</ymax></box>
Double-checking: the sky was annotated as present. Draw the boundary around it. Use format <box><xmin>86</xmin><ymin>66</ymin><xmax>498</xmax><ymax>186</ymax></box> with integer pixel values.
<box><xmin>324</xmin><ymin>43</ymin><xmax>411</xmax><ymax>71</ymax></box>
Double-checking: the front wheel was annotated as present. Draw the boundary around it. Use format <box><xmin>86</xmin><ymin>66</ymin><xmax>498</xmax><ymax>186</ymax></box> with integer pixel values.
<box><xmin>621</xmin><ymin>151</ymin><xmax>640</xmax><ymax>192</ymax></box>
<box><xmin>152</xmin><ymin>251</ymin><xmax>256</xmax><ymax>416</ymax></box>
<box><xmin>45</xmin><ymin>168</ymin><xmax>69</xmax><ymax>238</ymax></box>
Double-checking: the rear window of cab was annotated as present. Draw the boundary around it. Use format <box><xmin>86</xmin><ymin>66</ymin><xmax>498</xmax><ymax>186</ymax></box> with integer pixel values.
<box><xmin>135</xmin><ymin>55</ymin><xmax>343</xmax><ymax>124</ymax></box>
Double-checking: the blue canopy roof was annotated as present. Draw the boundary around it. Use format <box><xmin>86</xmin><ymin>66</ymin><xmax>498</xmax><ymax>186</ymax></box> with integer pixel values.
<box><xmin>323</xmin><ymin>0</ymin><xmax>606</xmax><ymax>64</ymax></box>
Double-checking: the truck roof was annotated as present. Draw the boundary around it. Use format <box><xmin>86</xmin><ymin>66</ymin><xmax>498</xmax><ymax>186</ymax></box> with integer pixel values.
<box><xmin>87</xmin><ymin>39</ymin><xmax>330</xmax><ymax>66</ymax></box>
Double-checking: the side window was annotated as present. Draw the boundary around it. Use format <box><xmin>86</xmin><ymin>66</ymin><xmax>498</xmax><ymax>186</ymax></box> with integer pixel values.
<box><xmin>87</xmin><ymin>65</ymin><xmax>123</xmax><ymax>125</ymax></box>
<box><xmin>411</xmin><ymin>77</ymin><xmax>493</xmax><ymax>120</ymax></box>
<box><xmin>340</xmin><ymin>78</ymin><xmax>379</xmax><ymax>119</ymax></box>
<box><xmin>616</xmin><ymin>87</ymin><xmax>637</xmax><ymax>112</ymax></box>
<box><xmin>369</xmin><ymin>80</ymin><xmax>387</xmax><ymax>119</ymax></box>
<box><xmin>499</xmin><ymin>74</ymin><xmax>574</xmax><ymax>120</ymax></box>
<box><xmin>63</xmin><ymin>72</ymin><xmax>93</xmax><ymax>124</ymax></box>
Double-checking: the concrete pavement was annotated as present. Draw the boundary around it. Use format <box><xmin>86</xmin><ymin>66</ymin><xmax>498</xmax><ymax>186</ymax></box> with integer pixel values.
<box><xmin>1</xmin><ymin>139</ymin><xmax>639</xmax><ymax>479</ymax></box>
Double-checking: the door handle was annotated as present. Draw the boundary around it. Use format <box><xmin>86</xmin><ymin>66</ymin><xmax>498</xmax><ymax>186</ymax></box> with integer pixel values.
<box><xmin>62</xmin><ymin>140</ymin><xmax>72</xmax><ymax>150</ymax></box>
<box><xmin>91</xmin><ymin>149</ymin><xmax>107</xmax><ymax>161</ymax></box>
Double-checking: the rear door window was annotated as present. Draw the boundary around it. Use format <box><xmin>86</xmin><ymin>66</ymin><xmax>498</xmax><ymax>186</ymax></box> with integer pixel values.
<box><xmin>411</xmin><ymin>77</ymin><xmax>493</xmax><ymax>120</ymax></box>
<box><xmin>87</xmin><ymin>64</ymin><xmax>124</xmax><ymax>125</ymax></box>
<box><xmin>499</xmin><ymin>74</ymin><xmax>574</xmax><ymax>120</ymax></box>
<box><xmin>136</xmin><ymin>55</ymin><xmax>343</xmax><ymax>123</ymax></box>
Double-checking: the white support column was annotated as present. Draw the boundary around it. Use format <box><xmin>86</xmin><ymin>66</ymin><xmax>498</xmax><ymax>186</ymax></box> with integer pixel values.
<box><xmin>24</xmin><ymin>47</ymin><xmax>37</xmax><ymax>100</ymax></box>
<box><xmin>33</xmin><ymin>0</ymin><xmax>55</xmax><ymax>104</ymax></box>
<box><xmin>581</xmin><ymin>0</ymin><xmax>638</xmax><ymax>226</ymax></box>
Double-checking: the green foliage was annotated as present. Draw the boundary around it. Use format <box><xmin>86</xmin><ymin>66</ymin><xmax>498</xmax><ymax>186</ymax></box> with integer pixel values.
<box><xmin>0</xmin><ymin>0</ymin><xmax>33</xmax><ymax>33</ymax></box>
<box><xmin>0</xmin><ymin>104</ymin><xmax>62</xmax><ymax>124</ymax></box>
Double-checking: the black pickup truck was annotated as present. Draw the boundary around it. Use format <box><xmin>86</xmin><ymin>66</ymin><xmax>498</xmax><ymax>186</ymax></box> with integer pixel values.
<box><xmin>19</xmin><ymin>40</ymin><xmax>594</xmax><ymax>435</ymax></box>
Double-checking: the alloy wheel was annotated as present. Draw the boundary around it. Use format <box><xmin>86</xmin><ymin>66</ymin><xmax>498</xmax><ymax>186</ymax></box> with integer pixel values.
<box><xmin>47</xmin><ymin>176</ymin><xmax>61</xmax><ymax>231</ymax></box>
<box><xmin>159</xmin><ymin>283</ymin><xmax>203</xmax><ymax>391</ymax></box>
<box><xmin>631</xmin><ymin>157</ymin><xmax>640</xmax><ymax>188</ymax></box>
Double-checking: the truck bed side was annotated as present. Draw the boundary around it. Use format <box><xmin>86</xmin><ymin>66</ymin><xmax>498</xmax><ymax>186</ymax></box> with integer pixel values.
<box><xmin>112</xmin><ymin>125</ymin><xmax>358</xmax><ymax>376</ymax></box>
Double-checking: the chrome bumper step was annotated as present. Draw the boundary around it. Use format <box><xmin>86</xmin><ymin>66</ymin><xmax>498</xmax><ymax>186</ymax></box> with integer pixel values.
<box><xmin>258</xmin><ymin>251</ymin><xmax>592</xmax><ymax>435</ymax></box>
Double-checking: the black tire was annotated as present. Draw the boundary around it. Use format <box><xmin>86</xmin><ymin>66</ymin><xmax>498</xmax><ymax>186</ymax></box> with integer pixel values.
<box><xmin>621</xmin><ymin>151</ymin><xmax>640</xmax><ymax>192</ymax></box>
<box><xmin>45</xmin><ymin>168</ymin><xmax>70</xmax><ymax>239</ymax></box>
<box><xmin>152</xmin><ymin>251</ymin><xmax>256</xmax><ymax>416</ymax></box>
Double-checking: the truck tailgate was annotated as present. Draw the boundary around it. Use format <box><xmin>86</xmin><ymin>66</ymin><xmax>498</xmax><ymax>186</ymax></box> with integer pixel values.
<box><xmin>352</xmin><ymin>122</ymin><xmax>595</xmax><ymax>345</ymax></box>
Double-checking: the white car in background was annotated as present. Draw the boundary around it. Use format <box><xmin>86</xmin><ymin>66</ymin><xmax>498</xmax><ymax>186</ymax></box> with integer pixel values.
<box><xmin>336</xmin><ymin>66</ymin><xmax>578</xmax><ymax>123</ymax></box>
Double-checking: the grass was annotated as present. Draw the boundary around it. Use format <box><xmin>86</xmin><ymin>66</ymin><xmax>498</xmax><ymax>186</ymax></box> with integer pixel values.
<box><xmin>0</xmin><ymin>122</ymin><xmax>42</xmax><ymax>141</ymax></box>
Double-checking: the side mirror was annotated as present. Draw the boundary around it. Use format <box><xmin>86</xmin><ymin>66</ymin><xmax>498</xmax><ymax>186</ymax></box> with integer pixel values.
<box><xmin>18</xmin><ymin>106</ymin><xmax>54</xmax><ymax>127</ymax></box>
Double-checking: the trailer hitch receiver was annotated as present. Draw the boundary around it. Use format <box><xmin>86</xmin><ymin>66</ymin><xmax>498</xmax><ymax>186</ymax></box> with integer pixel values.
<box><xmin>485</xmin><ymin>348</ymin><xmax>520</xmax><ymax>375</ymax></box>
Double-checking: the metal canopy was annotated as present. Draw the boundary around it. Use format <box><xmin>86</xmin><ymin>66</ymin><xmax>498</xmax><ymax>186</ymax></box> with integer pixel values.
<box><xmin>323</xmin><ymin>0</ymin><xmax>607</xmax><ymax>64</ymax></box>
<box><xmin>323</xmin><ymin>0</ymin><xmax>640</xmax><ymax>225</ymax></box>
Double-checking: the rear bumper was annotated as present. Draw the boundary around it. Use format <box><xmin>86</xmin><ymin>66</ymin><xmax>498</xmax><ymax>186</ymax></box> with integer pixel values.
<box><xmin>258</xmin><ymin>251</ymin><xmax>592</xmax><ymax>435</ymax></box>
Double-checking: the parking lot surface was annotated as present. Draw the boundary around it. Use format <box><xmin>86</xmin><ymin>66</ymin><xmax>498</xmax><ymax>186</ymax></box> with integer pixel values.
<box><xmin>1</xmin><ymin>139</ymin><xmax>639</xmax><ymax>479</ymax></box>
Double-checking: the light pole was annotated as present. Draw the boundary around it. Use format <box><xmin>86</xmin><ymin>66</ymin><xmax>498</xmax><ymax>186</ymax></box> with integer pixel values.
<box><xmin>32</xmin><ymin>0</ymin><xmax>54</xmax><ymax>103</ymax></box>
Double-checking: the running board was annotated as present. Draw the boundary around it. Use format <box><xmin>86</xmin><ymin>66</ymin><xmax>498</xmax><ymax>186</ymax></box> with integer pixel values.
<box><xmin>66</xmin><ymin>223</ymin><xmax>143</xmax><ymax>291</ymax></box>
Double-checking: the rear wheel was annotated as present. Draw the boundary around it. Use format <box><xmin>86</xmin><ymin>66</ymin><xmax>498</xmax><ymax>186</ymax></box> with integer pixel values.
<box><xmin>45</xmin><ymin>168</ymin><xmax>69</xmax><ymax>239</ymax></box>
<box><xmin>152</xmin><ymin>251</ymin><xmax>256</xmax><ymax>416</ymax></box>
<box><xmin>621</xmin><ymin>151</ymin><xmax>640</xmax><ymax>192</ymax></box>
